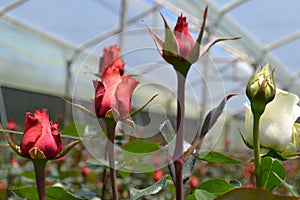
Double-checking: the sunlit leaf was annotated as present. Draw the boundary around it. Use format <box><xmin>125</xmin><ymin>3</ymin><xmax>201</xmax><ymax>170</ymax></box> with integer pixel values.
<box><xmin>198</xmin><ymin>178</ymin><xmax>234</xmax><ymax>196</ymax></box>
<box><xmin>119</xmin><ymin>140</ymin><xmax>160</xmax><ymax>171</ymax></box>
<box><xmin>122</xmin><ymin>140</ymin><xmax>159</xmax><ymax>154</ymax></box>
<box><xmin>198</xmin><ymin>151</ymin><xmax>245</xmax><ymax>164</ymax></box>
<box><xmin>12</xmin><ymin>186</ymin><xmax>83</xmax><ymax>200</ymax></box>
<box><xmin>261</xmin><ymin>157</ymin><xmax>286</xmax><ymax>191</ymax></box>
<box><xmin>129</xmin><ymin>175</ymin><xmax>168</xmax><ymax>200</ymax></box>
<box><xmin>186</xmin><ymin>189</ymin><xmax>216</xmax><ymax>200</ymax></box>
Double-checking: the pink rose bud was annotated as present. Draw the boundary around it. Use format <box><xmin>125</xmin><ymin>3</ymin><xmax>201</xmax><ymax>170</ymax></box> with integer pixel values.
<box><xmin>7</xmin><ymin>119</ymin><xmax>17</xmax><ymax>131</ymax></box>
<box><xmin>99</xmin><ymin>45</ymin><xmax>125</xmax><ymax>76</ymax></box>
<box><xmin>81</xmin><ymin>165</ymin><xmax>91</xmax><ymax>176</ymax></box>
<box><xmin>189</xmin><ymin>175</ymin><xmax>199</xmax><ymax>188</ymax></box>
<box><xmin>173</xmin><ymin>15</ymin><xmax>195</xmax><ymax>60</ymax></box>
<box><xmin>153</xmin><ymin>170</ymin><xmax>164</xmax><ymax>182</ymax></box>
<box><xmin>20</xmin><ymin>109</ymin><xmax>63</xmax><ymax>159</ymax></box>
<box><xmin>93</xmin><ymin>66</ymin><xmax>139</xmax><ymax>118</ymax></box>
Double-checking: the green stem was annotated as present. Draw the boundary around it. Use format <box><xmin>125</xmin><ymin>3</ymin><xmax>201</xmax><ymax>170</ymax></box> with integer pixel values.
<box><xmin>253</xmin><ymin>113</ymin><xmax>262</xmax><ymax>188</ymax></box>
<box><xmin>32</xmin><ymin>159</ymin><xmax>47</xmax><ymax>200</ymax></box>
<box><xmin>174</xmin><ymin>72</ymin><xmax>186</xmax><ymax>200</ymax></box>
<box><xmin>105</xmin><ymin>119</ymin><xmax>119</xmax><ymax>200</ymax></box>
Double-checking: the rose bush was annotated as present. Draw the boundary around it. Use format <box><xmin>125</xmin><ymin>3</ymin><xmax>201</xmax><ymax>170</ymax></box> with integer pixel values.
<box><xmin>245</xmin><ymin>89</ymin><xmax>300</xmax><ymax>153</ymax></box>
<box><xmin>20</xmin><ymin>109</ymin><xmax>63</xmax><ymax>159</ymax></box>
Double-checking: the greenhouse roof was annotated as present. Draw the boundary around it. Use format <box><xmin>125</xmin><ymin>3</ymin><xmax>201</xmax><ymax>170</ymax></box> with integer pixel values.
<box><xmin>0</xmin><ymin>0</ymin><xmax>300</xmax><ymax>122</ymax></box>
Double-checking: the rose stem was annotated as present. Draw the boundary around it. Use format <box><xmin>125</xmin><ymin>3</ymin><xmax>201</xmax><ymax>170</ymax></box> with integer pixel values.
<box><xmin>174</xmin><ymin>72</ymin><xmax>186</xmax><ymax>200</ymax></box>
<box><xmin>32</xmin><ymin>159</ymin><xmax>47</xmax><ymax>200</ymax></box>
<box><xmin>253</xmin><ymin>113</ymin><xmax>262</xmax><ymax>188</ymax></box>
<box><xmin>106</xmin><ymin>120</ymin><xmax>119</xmax><ymax>200</ymax></box>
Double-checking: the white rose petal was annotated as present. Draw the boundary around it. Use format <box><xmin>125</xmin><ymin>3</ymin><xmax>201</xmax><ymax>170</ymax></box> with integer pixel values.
<box><xmin>244</xmin><ymin>89</ymin><xmax>300</xmax><ymax>152</ymax></box>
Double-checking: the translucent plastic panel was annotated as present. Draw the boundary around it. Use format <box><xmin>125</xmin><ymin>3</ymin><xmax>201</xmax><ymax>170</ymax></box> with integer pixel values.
<box><xmin>7</xmin><ymin>0</ymin><xmax>120</xmax><ymax>45</ymax></box>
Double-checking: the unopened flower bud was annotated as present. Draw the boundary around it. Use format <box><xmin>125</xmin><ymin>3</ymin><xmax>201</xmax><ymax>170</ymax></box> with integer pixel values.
<box><xmin>246</xmin><ymin>63</ymin><xmax>276</xmax><ymax>116</ymax></box>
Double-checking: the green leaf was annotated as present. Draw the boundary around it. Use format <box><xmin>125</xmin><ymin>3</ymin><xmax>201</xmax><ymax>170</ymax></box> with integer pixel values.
<box><xmin>216</xmin><ymin>188</ymin><xmax>299</xmax><ymax>200</ymax></box>
<box><xmin>122</xmin><ymin>140</ymin><xmax>160</xmax><ymax>154</ymax></box>
<box><xmin>118</xmin><ymin>170</ymin><xmax>130</xmax><ymax>179</ymax></box>
<box><xmin>198</xmin><ymin>178</ymin><xmax>234</xmax><ymax>196</ymax></box>
<box><xmin>261</xmin><ymin>157</ymin><xmax>286</xmax><ymax>191</ymax></box>
<box><xmin>119</xmin><ymin>140</ymin><xmax>160</xmax><ymax>171</ymax></box>
<box><xmin>198</xmin><ymin>151</ymin><xmax>245</xmax><ymax>164</ymax></box>
<box><xmin>186</xmin><ymin>189</ymin><xmax>216</xmax><ymax>200</ymax></box>
<box><xmin>62</xmin><ymin>122</ymin><xmax>86</xmax><ymax>137</ymax></box>
<box><xmin>21</xmin><ymin>171</ymin><xmax>35</xmax><ymax>180</ymax></box>
<box><xmin>12</xmin><ymin>186</ymin><xmax>83</xmax><ymax>200</ymax></box>
<box><xmin>129</xmin><ymin>175</ymin><xmax>168</xmax><ymax>200</ymax></box>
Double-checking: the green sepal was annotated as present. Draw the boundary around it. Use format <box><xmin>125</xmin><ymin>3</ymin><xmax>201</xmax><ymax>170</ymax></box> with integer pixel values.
<box><xmin>55</xmin><ymin>135</ymin><xmax>92</xmax><ymax>160</ymax></box>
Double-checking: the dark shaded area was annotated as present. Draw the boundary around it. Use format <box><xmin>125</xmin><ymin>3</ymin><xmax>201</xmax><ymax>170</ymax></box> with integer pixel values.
<box><xmin>1</xmin><ymin>86</ymin><xmax>67</xmax><ymax>128</ymax></box>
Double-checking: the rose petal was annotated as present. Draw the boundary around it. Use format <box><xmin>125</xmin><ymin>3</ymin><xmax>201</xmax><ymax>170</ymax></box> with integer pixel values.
<box><xmin>115</xmin><ymin>76</ymin><xmax>139</xmax><ymax>117</ymax></box>
<box><xmin>245</xmin><ymin>89</ymin><xmax>300</xmax><ymax>152</ymax></box>
<box><xmin>99</xmin><ymin>45</ymin><xmax>125</xmax><ymax>75</ymax></box>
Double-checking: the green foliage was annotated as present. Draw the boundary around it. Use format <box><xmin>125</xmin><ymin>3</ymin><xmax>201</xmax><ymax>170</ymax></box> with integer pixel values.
<box><xmin>12</xmin><ymin>186</ymin><xmax>83</xmax><ymax>200</ymax></box>
<box><xmin>61</xmin><ymin>122</ymin><xmax>86</xmax><ymax>137</ymax></box>
<box><xmin>198</xmin><ymin>178</ymin><xmax>234</xmax><ymax>196</ymax></box>
<box><xmin>119</xmin><ymin>140</ymin><xmax>160</xmax><ymax>171</ymax></box>
<box><xmin>122</xmin><ymin>140</ymin><xmax>160</xmax><ymax>154</ymax></box>
<box><xmin>198</xmin><ymin>151</ymin><xmax>245</xmax><ymax>164</ymax></box>
<box><xmin>261</xmin><ymin>157</ymin><xmax>286</xmax><ymax>191</ymax></box>
<box><xmin>186</xmin><ymin>189</ymin><xmax>216</xmax><ymax>200</ymax></box>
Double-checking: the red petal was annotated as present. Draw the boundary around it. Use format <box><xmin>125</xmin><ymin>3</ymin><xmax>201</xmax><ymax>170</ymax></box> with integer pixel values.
<box><xmin>20</xmin><ymin>112</ymin><xmax>43</xmax><ymax>158</ymax></box>
<box><xmin>100</xmin><ymin>67</ymin><xmax>122</xmax><ymax>116</ymax></box>
<box><xmin>99</xmin><ymin>45</ymin><xmax>125</xmax><ymax>75</ymax></box>
<box><xmin>93</xmin><ymin>80</ymin><xmax>106</xmax><ymax>117</ymax></box>
<box><xmin>174</xmin><ymin>15</ymin><xmax>195</xmax><ymax>58</ymax></box>
<box><xmin>20</xmin><ymin>109</ymin><xmax>63</xmax><ymax>159</ymax></box>
<box><xmin>115</xmin><ymin>76</ymin><xmax>139</xmax><ymax>117</ymax></box>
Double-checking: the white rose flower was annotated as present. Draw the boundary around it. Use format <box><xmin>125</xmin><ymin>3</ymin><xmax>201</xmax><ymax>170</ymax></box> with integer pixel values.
<box><xmin>245</xmin><ymin>89</ymin><xmax>300</xmax><ymax>153</ymax></box>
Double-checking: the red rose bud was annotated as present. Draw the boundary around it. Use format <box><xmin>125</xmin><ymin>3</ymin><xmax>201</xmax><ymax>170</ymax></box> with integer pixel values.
<box><xmin>99</xmin><ymin>45</ymin><xmax>125</xmax><ymax>76</ymax></box>
<box><xmin>154</xmin><ymin>170</ymin><xmax>164</xmax><ymax>182</ymax></box>
<box><xmin>173</xmin><ymin>15</ymin><xmax>195</xmax><ymax>60</ymax></box>
<box><xmin>81</xmin><ymin>165</ymin><xmax>91</xmax><ymax>176</ymax></box>
<box><xmin>147</xmin><ymin>6</ymin><xmax>239</xmax><ymax>77</ymax></box>
<box><xmin>93</xmin><ymin>66</ymin><xmax>139</xmax><ymax>118</ymax></box>
<box><xmin>20</xmin><ymin>109</ymin><xmax>63</xmax><ymax>159</ymax></box>
<box><xmin>7</xmin><ymin>119</ymin><xmax>17</xmax><ymax>131</ymax></box>
<box><xmin>189</xmin><ymin>175</ymin><xmax>199</xmax><ymax>188</ymax></box>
